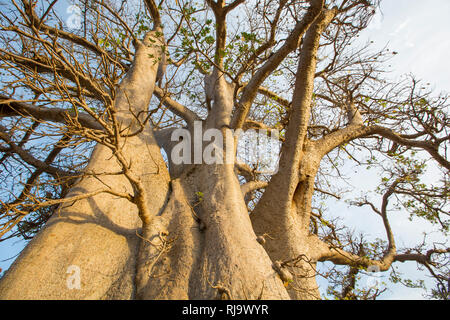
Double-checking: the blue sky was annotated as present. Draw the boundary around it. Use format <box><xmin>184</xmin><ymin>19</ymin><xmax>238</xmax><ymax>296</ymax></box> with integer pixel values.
<box><xmin>1</xmin><ymin>0</ymin><xmax>449</xmax><ymax>299</ymax></box>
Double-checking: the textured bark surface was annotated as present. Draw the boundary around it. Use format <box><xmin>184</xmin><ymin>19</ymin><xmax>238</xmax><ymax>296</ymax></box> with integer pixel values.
<box><xmin>0</xmin><ymin>9</ymin><xmax>324</xmax><ymax>300</ymax></box>
<box><xmin>181</xmin><ymin>164</ymin><xmax>289</xmax><ymax>299</ymax></box>
<box><xmin>250</xmin><ymin>9</ymin><xmax>337</xmax><ymax>300</ymax></box>
<box><xmin>0</xmin><ymin>27</ymin><xmax>291</xmax><ymax>300</ymax></box>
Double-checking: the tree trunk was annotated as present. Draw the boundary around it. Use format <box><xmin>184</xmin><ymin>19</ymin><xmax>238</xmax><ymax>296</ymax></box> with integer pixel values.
<box><xmin>0</xmin><ymin>137</ymin><xmax>169</xmax><ymax>299</ymax></box>
<box><xmin>2</xmin><ymin>0</ymin><xmax>447</xmax><ymax>302</ymax></box>
<box><xmin>250</xmin><ymin>9</ymin><xmax>337</xmax><ymax>300</ymax></box>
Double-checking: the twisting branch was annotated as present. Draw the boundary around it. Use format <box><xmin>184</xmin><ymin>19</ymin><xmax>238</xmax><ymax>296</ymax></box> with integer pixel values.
<box><xmin>0</xmin><ymin>124</ymin><xmax>74</xmax><ymax>177</ymax></box>
<box><xmin>314</xmin><ymin>124</ymin><xmax>450</xmax><ymax>170</ymax></box>
<box><xmin>241</xmin><ymin>180</ymin><xmax>268</xmax><ymax>196</ymax></box>
<box><xmin>313</xmin><ymin>176</ymin><xmax>448</xmax><ymax>273</ymax></box>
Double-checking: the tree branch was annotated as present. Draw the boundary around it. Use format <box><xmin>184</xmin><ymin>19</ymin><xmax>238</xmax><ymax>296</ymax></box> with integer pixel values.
<box><xmin>0</xmin><ymin>95</ymin><xmax>103</xmax><ymax>130</ymax></box>
<box><xmin>257</xmin><ymin>86</ymin><xmax>291</xmax><ymax>108</ymax></box>
<box><xmin>315</xmin><ymin>178</ymin><xmax>404</xmax><ymax>271</ymax></box>
<box><xmin>143</xmin><ymin>0</ymin><xmax>162</xmax><ymax>30</ymax></box>
<box><xmin>235</xmin><ymin>0</ymin><xmax>288</xmax><ymax>80</ymax></box>
<box><xmin>224</xmin><ymin>0</ymin><xmax>246</xmax><ymax>14</ymax></box>
<box><xmin>241</xmin><ymin>180</ymin><xmax>268</xmax><ymax>196</ymax></box>
<box><xmin>231</xmin><ymin>0</ymin><xmax>325</xmax><ymax>129</ymax></box>
<box><xmin>314</xmin><ymin>124</ymin><xmax>450</xmax><ymax>170</ymax></box>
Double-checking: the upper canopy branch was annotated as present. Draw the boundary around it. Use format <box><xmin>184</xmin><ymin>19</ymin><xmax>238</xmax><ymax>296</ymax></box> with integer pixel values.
<box><xmin>0</xmin><ymin>46</ymin><xmax>111</xmax><ymax>105</ymax></box>
<box><xmin>231</xmin><ymin>0</ymin><xmax>325</xmax><ymax>130</ymax></box>
<box><xmin>234</xmin><ymin>0</ymin><xmax>288</xmax><ymax>81</ymax></box>
<box><xmin>205</xmin><ymin>0</ymin><xmax>245</xmax><ymax>68</ymax></box>
<box><xmin>13</xmin><ymin>0</ymin><xmax>128</xmax><ymax>68</ymax></box>
<box><xmin>224</xmin><ymin>0</ymin><xmax>246</xmax><ymax>14</ymax></box>
<box><xmin>314</xmin><ymin>123</ymin><xmax>450</xmax><ymax>170</ymax></box>
<box><xmin>205</xmin><ymin>0</ymin><xmax>245</xmax><ymax>15</ymax></box>
<box><xmin>144</xmin><ymin>0</ymin><xmax>162</xmax><ymax>30</ymax></box>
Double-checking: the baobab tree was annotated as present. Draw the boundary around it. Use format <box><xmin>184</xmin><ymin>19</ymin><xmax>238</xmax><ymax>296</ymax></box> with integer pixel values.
<box><xmin>0</xmin><ymin>0</ymin><xmax>448</xmax><ymax>300</ymax></box>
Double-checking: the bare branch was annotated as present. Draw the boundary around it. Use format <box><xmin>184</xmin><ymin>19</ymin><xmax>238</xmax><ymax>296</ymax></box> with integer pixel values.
<box><xmin>232</xmin><ymin>0</ymin><xmax>325</xmax><ymax>129</ymax></box>
<box><xmin>0</xmin><ymin>124</ymin><xmax>74</xmax><ymax>177</ymax></box>
<box><xmin>153</xmin><ymin>87</ymin><xmax>201</xmax><ymax>127</ymax></box>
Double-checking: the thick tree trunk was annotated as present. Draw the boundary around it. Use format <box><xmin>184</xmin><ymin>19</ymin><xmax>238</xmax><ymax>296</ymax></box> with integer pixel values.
<box><xmin>3</xmin><ymin>0</ymin><xmax>442</xmax><ymax>302</ymax></box>
<box><xmin>0</xmin><ymin>31</ymin><xmax>171</xmax><ymax>299</ymax></box>
<box><xmin>250</xmin><ymin>142</ymin><xmax>322</xmax><ymax>299</ymax></box>
<box><xmin>0</xmin><ymin>134</ymin><xmax>170</xmax><ymax>299</ymax></box>
<box><xmin>135</xmin><ymin>65</ymin><xmax>290</xmax><ymax>298</ymax></box>
<box><xmin>251</xmin><ymin>173</ymin><xmax>322</xmax><ymax>300</ymax></box>
<box><xmin>250</xmin><ymin>9</ymin><xmax>337</xmax><ymax>300</ymax></box>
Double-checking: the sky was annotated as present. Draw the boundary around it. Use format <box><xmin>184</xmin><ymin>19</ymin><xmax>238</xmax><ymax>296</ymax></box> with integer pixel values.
<box><xmin>1</xmin><ymin>0</ymin><xmax>449</xmax><ymax>299</ymax></box>
<box><xmin>362</xmin><ymin>0</ymin><xmax>450</xmax><ymax>93</ymax></box>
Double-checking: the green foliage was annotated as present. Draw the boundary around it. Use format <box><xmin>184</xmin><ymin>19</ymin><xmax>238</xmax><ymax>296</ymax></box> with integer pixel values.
<box><xmin>195</xmin><ymin>191</ymin><xmax>204</xmax><ymax>202</ymax></box>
